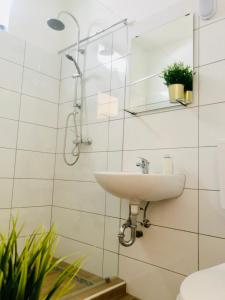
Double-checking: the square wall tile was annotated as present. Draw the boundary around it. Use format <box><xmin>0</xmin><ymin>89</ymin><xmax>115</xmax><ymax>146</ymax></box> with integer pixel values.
<box><xmin>25</xmin><ymin>43</ymin><xmax>60</xmax><ymax>79</ymax></box>
<box><xmin>199</xmin><ymin>235</ymin><xmax>225</xmax><ymax>270</ymax></box>
<box><xmin>84</xmin><ymin>63</ymin><xmax>111</xmax><ymax>97</ymax></box>
<box><xmin>199</xmin><ymin>147</ymin><xmax>219</xmax><ymax>190</ymax></box>
<box><xmin>17</xmin><ymin>123</ymin><xmax>56</xmax><ymax>153</ymax></box>
<box><xmin>0</xmin><ymin>118</ymin><xmax>17</xmax><ymax>148</ymax></box>
<box><xmin>119</xmin><ymin>255</ymin><xmax>184</xmax><ymax>300</ymax></box>
<box><xmin>0</xmin><ymin>58</ymin><xmax>23</xmax><ymax>92</ymax></box>
<box><xmin>60</xmin><ymin>77</ymin><xmax>79</xmax><ymax>103</ymax></box>
<box><xmin>199</xmin><ymin>60</ymin><xmax>225</xmax><ymax>106</ymax></box>
<box><xmin>81</xmin><ymin>122</ymin><xmax>108</xmax><ymax>152</ymax></box>
<box><xmin>15</xmin><ymin>150</ymin><xmax>55</xmax><ymax>179</ymax></box>
<box><xmin>55</xmin><ymin>152</ymin><xmax>107</xmax><ymax>181</ymax></box>
<box><xmin>110</xmin><ymin>88</ymin><xmax>125</xmax><ymax>121</ymax></box>
<box><xmin>22</xmin><ymin>68</ymin><xmax>59</xmax><ymax>103</ymax></box>
<box><xmin>199</xmin><ymin>18</ymin><xmax>225</xmax><ymax>65</ymax></box>
<box><xmin>20</xmin><ymin>95</ymin><xmax>58</xmax><ymax>128</ymax></box>
<box><xmin>55</xmin><ymin>236</ymin><xmax>103</xmax><ymax>277</ymax></box>
<box><xmin>0</xmin><ymin>148</ymin><xmax>16</xmax><ymax>178</ymax></box>
<box><xmin>0</xmin><ymin>209</ymin><xmax>10</xmax><ymax>235</ymax></box>
<box><xmin>0</xmin><ymin>179</ymin><xmax>13</xmax><ymax>208</ymax></box>
<box><xmin>120</xmin><ymin>226</ymin><xmax>198</xmax><ymax>275</ymax></box>
<box><xmin>13</xmin><ymin>179</ymin><xmax>53</xmax><ymax>207</ymax></box>
<box><xmin>85</xmin><ymin>34</ymin><xmax>112</xmax><ymax>70</ymax></box>
<box><xmin>113</xmin><ymin>27</ymin><xmax>128</xmax><ymax>58</ymax></box>
<box><xmin>0</xmin><ymin>32</ymin><xmax>25</xmax><ymax>64</ymax></box>
<box><xmin>111</xmin><ymin>57</ymin><xmax>127</xmax><ymax>90</ymax></box>
<box><xmin>124</xmin><ymin>108</ymin><xmax>198</xmax><ymax>150</ymax></box>
<box><xmin>103</xmin><ymin>250</ymin><xmax>118</xmax><ymax>278</ymax></box>
<box><xmin>104</xmin><ymin>217</ymin><xmax>120</xmax><ymax>253</ymax></box>
<box><xmin>53</xmin><ymin>180</ymin><xmax>105</xmax><ymax>215</ymax></box>
<box><xmin>83</xmin><ymin>94</ymin><xmax>110</xmax><ymax>124</ymax></box>
<box><xmin>0</xmin><ymin>88</ymin><xmax>20</xmax><ymax>120</ymax></box>
<box><xmin>11</xmin><ymin>206</ymin><xmax>51</xmax><ymax>235</ymax></box>
<box><xmin>52</xmin><ymin>207</ymin><xmax>105</xmax><ymax>248</ymax></box>
<box><xmin>199</xmin><ymin>190</ymin><xmax>225</xmax><ymax>238</ymax></box>
<box><xmin>199</xmin><ymin>102</ymin><xmax>225</xmax><ymax>146</ymax></box>
<box><xmin>150</xmin><ymin>189</ymin><xmax>198</xmax><ymax>232</ymax></box>
<box><xmin>58</xmin><ymin>102</ymin><xmax>73</xmax><ymax>128</ymax></box>
<box><xmin>108</xmin><ymin>119</ymin><xmax>124</xmax><ymax>151</ymax></box>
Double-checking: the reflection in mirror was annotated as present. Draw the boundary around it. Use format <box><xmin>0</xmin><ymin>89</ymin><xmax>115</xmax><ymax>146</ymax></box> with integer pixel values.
<box><xmin>126</xmin><ymin>14</ymin><xmax>193</xmax><ymax>113</ymax></box>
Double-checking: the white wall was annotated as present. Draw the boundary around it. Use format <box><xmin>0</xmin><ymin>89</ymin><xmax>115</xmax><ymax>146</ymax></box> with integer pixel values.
<box><xmin>54</xmin><ymin>0</ymin><xmax>225</xmax><ymax>299</ymax></box>
<box><xmin>0</xmin><ymin>31</ymin><xmax>60</xmax><ymax>239</ymax></box>
<box><xmin>8</xmin><ymin>0</ymin><xmax>64</xmax><ymax>52</ymax></box>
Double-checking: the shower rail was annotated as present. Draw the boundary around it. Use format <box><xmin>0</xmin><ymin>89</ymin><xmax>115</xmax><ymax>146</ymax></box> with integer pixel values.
<box><xmin>58</xmin><ymin>18</ymin><xmax>128</xmax><ymax>54</ymax></box>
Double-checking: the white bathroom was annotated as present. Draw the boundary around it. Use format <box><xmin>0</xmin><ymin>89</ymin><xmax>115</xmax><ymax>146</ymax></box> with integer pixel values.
<box><xmin>0</xmin><ymin>0</ymin><xmax>224</xmax><ymax>299</ymax></box>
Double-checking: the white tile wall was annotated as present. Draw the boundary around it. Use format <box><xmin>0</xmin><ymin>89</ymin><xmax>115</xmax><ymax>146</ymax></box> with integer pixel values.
<box><xmin>1</xmin><ymin>8</ymin><xmax>225</xmax><ymax>300</ymax></box>
<box><xmin>0</xmin><ymin>58</ymin><xmax>23</xmax><ymax>92</ymax></box>
<box><xmin>120</xmin><ymin>226</ymin><xmax>198</xmax><ymax>275</ymax></box>
<box><xmin>50</xmin><ymin>12</ymin><xmax>225</xmax><ymax>289</ymax></box>
<box><xmin>22</xmin><ymin>68</ymin><xmax>59</xmax><ymax>103</ymax></box>
<box><xmin>0</xmin><ymin>32</ymin><xmax>25</xmax><ymax>64</ymax></box>
<box><xmin>0</xmin><ymin>88</ymin><xmax>20</xmax><ymax>120</ymax></box>
<box><xmin>13</xmin><ymin>179</ymin><xmax>53</xmax><ymax>207</ymax></box>
<box><xmin>56</xmin><ymin>236</ymin><xmax>104</xmax><ymax>277</ymax></box>
<box><xmin>20</xmin><ymin>95</ymin><xmax>58</xmax><ymax>128</ymax></box>
<box><xmin>15</xmin><ymin>150</ymin><xmax>55</xmax><ymax>179</ymax></box>
<box><xmin>0</xmin><ymin>33</ymin><xmax>58</xmax><ymax>244</ymax></box>
<box><xmin>17</xmin><ymin>123</ymin><xmax>56</xmax><ymax>153</ymax></box>
<box><xmin>119</xmin><ymin>255</ymin><xmax>184</xmax><ymax>300</ymax></box>
<box><xmin>25</xmin><ymin>43</ymin><xmax>60</xmax><ymax>79</ymax></box>
<box><xmin>53</xmin><ymin>180</ymin><xmax>105</xmax><ymax>215</ymax></box>
<box><xmin>52</xmin><ymin>207</ymin><xmax>105</xmax><ymax>248</ymax></box>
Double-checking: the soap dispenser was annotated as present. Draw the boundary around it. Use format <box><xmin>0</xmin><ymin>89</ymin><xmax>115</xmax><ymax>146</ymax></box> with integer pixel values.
<box><xmin>162</xmin><ymin>155</ymin><xmax>173</xmax><ymax>175</ymax></box>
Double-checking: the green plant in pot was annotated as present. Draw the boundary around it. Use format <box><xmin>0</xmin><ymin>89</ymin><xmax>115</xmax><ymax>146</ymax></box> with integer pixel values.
<box><xmin>0</xmin><ymin>218</ymin><xmax>83</xmax><ymax>300</ymax></box>
<box><xmin>162</xmin><ymin>62</ymin><xmax>193</xmax><ymax>103</ymax></box>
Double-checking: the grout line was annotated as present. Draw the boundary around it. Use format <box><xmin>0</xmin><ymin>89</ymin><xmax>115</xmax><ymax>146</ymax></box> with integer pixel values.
<box><xmin>119</xmin><ymin>254</ymin><xmax>187</xmax><ymax>277</ymax></box>
<box><xmin>50</xmin><ymin>54</ymin><xmax>62</xmax><ymax>227</ymax></box>
<box><xmin>197</xmin><ymin>24</ymin><xmax>200</xmax><ymax>271</ymax></box>
<box><xmin>9</xmin><ymin>40</ymin><xmax>27</xmax><ymax>232</ymax></box>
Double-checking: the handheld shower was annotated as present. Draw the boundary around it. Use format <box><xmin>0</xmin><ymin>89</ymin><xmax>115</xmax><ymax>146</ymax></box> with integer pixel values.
<box><xmin>47</xmin><ymin>11</ymin><xmax>88</xmax><ymax>166</ymax></box>
<box><xmin>65</xmin><ymin>54</ymin><xmax>82</xmax><ymax>77</ymax></box>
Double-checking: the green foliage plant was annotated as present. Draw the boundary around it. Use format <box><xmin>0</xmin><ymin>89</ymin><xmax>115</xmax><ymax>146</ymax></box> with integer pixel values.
<box><xmin>0</xmin><ymin>218</ymin><xmax>83</xmax><ymax>300</ymax></box>
<box><xmin>162</xmin><ymin>62</ymin><xmax>193</xmax><ymax>91</ymax></box>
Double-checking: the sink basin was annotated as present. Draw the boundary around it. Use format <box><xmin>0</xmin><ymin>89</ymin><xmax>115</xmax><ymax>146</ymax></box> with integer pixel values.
<box><xmin>94</xmin><ymin>172</ymin><xmax>185</xmax><ymax>202</ymax></box>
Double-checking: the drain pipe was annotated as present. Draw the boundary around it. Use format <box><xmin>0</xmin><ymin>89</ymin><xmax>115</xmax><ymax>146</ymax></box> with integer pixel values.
<box><xmin>118</xmin><ymin>203</ymin><xmax>139</xmax><ymax>247</ymax></box>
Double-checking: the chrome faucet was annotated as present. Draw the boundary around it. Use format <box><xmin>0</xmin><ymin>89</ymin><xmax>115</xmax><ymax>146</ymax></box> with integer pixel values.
<box><xmin>136</xmin><ymin>157</ymin><xmax>149</xmax><ymax>174</ymax></box>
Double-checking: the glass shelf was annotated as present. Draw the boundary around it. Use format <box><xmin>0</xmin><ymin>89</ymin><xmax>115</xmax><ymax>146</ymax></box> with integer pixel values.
<box><xmin>124</xmin><ymin>99</ymin><xmax>188</xmax><ymax>115</ymax></box>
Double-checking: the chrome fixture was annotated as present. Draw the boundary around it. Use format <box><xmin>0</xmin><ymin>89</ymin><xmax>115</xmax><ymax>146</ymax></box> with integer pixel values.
<box><xmin>47</xmin><ymin>11</ymin><xmax>92</xmax><ymax>166</ymax></box>
<box><xmin>65</xmin><ymin>54</ymin><xmax>82</xmax><ymax>77</ymax></box>
<box><xmin>136</xmin><ymin>157</ymin><xmax>149</xmax><ymax>174</ymax></box>
<box><xmin>118</xmin><ymin>202</ymin><xmax>151</xmax><ymax>247</ymax></box>
<box><xmin>58</xmin><ymin>18</ymin><xmax>128</xmax><ymax>55</ymax></box>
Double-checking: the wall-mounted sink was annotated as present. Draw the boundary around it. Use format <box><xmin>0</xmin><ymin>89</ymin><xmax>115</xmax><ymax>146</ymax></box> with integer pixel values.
<box><xmin>94</xmin><ymin>172</ymin><xmax>185</xmax><ymax>203</ymax></box>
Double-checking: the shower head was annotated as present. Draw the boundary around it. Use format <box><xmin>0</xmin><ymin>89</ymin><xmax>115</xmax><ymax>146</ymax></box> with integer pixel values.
<box><xmin>65</xmin><ymin>54</ymin><xmax>82</xmax><ymax>77</ymax></box>
<box><xmin>47</xmin><ymin>18</ymin><xmax>65</xmax><ymax>31</ymax></box>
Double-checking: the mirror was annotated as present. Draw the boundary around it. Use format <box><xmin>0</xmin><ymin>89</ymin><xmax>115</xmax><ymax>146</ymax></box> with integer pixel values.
<box><xmin>126</xmin><ymin>14</ymin><xmax>193</xmax><ymax>113</ymax></box>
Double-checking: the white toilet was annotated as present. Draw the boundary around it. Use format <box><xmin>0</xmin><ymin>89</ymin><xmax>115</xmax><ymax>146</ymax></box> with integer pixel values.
<box><xmin>177</xmin><ymin>263</ymin><xmax>225</xmax><ymax>300</ymax></box>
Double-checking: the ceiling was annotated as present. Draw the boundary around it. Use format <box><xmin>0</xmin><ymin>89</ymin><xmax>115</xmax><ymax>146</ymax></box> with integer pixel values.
<box><xmin>97</xmin><ymin>0</ymin><xmax>183</xmax><ymax>22</ymax></box>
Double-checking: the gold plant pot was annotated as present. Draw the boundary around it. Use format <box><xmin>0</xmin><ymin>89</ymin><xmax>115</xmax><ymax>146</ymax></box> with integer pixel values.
<box><xmin>168</xmin><ymin>84</ymin><xmax>184</xmax><ymax>103</ymax></box>
<box><xmin>184</xmin><ymin>90</ymin><xmax>193</xmax><ymax>104</ymax></box>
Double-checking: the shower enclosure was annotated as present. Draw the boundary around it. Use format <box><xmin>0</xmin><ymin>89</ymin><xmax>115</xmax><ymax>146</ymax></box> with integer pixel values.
<box><xmin>46</xmin><ymin>11</ymin><xmax>129</xmax><ymax>298</ymax></box>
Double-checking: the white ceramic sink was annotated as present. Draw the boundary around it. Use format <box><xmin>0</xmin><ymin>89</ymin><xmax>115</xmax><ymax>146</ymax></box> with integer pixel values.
<box><xmin>94</xmin><ymin>172</ymin><xmax>185</xmax><ymax>202</ymax></box>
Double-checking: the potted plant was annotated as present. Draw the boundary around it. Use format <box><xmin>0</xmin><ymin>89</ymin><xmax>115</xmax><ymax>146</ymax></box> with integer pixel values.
<box><xmin>0</xmin><ymin>219</ymin><xmax>83</xmax><ymax>300</ymax></box>
<box><xmin>162</xmin><ymin>62</ymin><xmax>193</xmax><ymax>103</ymax></box>
<box><xmin>183</xmin><ymin>68</ymin><xmax>193</xmax><ymax>104</ymax></box>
